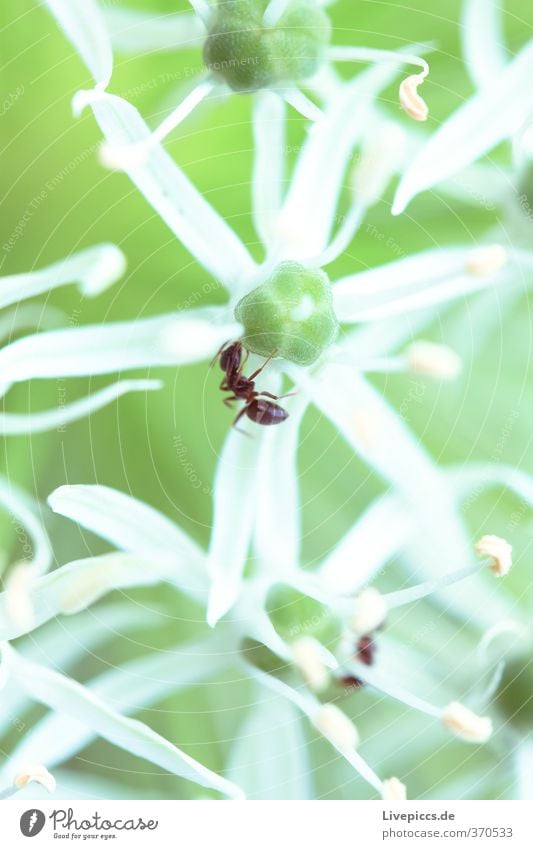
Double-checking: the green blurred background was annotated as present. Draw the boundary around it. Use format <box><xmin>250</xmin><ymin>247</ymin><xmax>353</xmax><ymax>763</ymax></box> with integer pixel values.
<box><xmin>1</xmin><ymin>0</ymin><xmax>532</xmax><ymax>798</ymax></box>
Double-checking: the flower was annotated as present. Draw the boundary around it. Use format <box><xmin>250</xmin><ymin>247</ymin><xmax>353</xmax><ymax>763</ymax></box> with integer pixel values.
<box><xmin>0</xmin><ymin>468</ymin><xmax>527</xmax><ymax>800</ymax></box>
<box><xmin>42</xmin><ymin>0</ymin><xmax>432</xmax><ymax>168</ymax></box>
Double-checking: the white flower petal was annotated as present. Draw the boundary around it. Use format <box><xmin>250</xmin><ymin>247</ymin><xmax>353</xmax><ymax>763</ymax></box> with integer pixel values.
<box><xmin>294</xmin><ymin>367</ymin><xmax>509</xmax><ymax>627</ymax></box>
<box><xmin>75</xmin><ymin>91</ymin><xmax>256</xmax><ymax>290</ymax></box>
<box><xmin>0</xmin><ymin>633</ymin><xmax>232</xmax><ymax>776</ymax></box>
<box><xmin>0</xmin><ymin>604</ymin><xmax>166</xmax><ymax>743</ymax></box>
<box><xmin>48</xmin><ymin>484</ymin><xmax>207</xmax><ymax>602</ymax></box>
<box><xmin>0</xmin><ymin>379</ymin><xmax>161</xmax><ymax>435</ymax></box>
<box><xmin>319</xmin><ymin>493</ymin><xmax>411</xmax><ymax>595</ymax></box>
<box><xmin>254</xmin><ymin>396</ymin><xmax>306</xmax><ymax>575</ymax></box>
<box><xmin>207</xmin><ymin>429</ymin><xmax>264</xmax><ymax>626</ymax></box>
<box><xmin>0</xmin><ymin>553</ymin><xmax>182</xmax><ymax>641</ymax></box>
<box><xmin>393</xmin><ymin>41</ymin><xmax>533</xmax><ymax>214</ymax></box>
<box><xmin>0</xmin><ymin>309</ymin><xmax>227</xmax><ymax>383</ymax></box>
<box><xmin>228</xmin><ymin>692</ymin><xmax>312</xmax><ymax>799</ymax></box>
<box><xmin>275</xmin><ymin>62</ymin><xmax>401</xmax><ymax>260</ymax></box>
<box><xmin>517</xmin><ymin>741</ymin><xmax>533</xmax><ymax>800</ymax></box>
<box><xmin>0</xmin><ymin>477</ymin><xmax>52</xmax><ymax>576</ymax></box>
<box><xmin>103</xmin><ymin>6</ymin><xmax>204</xmax><ymax>54</ymax></box>
<box><xmin>1</xmin><ymin>644</ymin><xmax>243</xmax><ymax>799</ymax></box>
<box><xmin>461</xmin><ymin>0</ymin><xmax>507</xmax><ymax>90</ymax></box>
<box><xmin>333</xmin><ymin>244</ymin><xmax>510</xmax><ymax>323</ymax></box>
<box><xmin>43</xmin><ymin>0</ymin><xmax>113</xmax><ymax>89</ymax></box>
<box><xmin>0</xmin><ymin>244</ymin><xmax>125</xmax><ymax>310</ymax></box>
<box><xmin>252</xmin><ymin>92</ymin><xmax>286</xmax><ymax>255</ymax></box>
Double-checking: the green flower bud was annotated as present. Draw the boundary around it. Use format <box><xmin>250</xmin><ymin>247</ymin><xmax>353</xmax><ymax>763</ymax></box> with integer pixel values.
<box><xmin>203</xmin><ymin>0</ymin><xmax>331</xmax><ymax>93</ymax></box>
<box><xmin>235</xmin><ymin>261</ymin><xmax>339</xmax><ymax>366</ymax></box>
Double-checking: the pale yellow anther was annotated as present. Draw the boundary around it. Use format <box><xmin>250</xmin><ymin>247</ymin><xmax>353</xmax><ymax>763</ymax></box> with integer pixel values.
<box><xmin>350</xmin><ymin>587</ymin><xmax>387</xmax><ymax>635</ymax></box>
<box><xmin>382</xmin><ymin>777</ymin><xmax>407</xmax><ymax>800</ymax></box>
<box><xmin>14</xmin><ymin>764</ymin><xmax>56</xmax><ymax>794</ymax></box>
<box><xmin>292</xmin><ymin>636</ymin><xmax>330</xmax><ymax>692</ymax></box>
<box><xmin>441</xmin><ymin>701</ymin><xmax>493</xmax><ymax>743</ymax></box>
<box><xmin>399</xmin><ymin>73</ymin><xmax>429</xmax><ymax>122</ymax></box>
<box><xmin>475</xmin><ymin>534</ymin><xmax>512</xmax><ymax>577</ymax></box>
<box><xmin>406</xmin><ymin>341</ymin><xmax>462</xmax><ymax>381</ymax></box>
<box><xmin>313</xmin><ymin>704</ymin><xmax>359</xmax><ymax>750</ymax></box>
<box><xmin>465</xmin><ymin>244</ymin><xmax>507</xmax><ymax>277</ymax></box>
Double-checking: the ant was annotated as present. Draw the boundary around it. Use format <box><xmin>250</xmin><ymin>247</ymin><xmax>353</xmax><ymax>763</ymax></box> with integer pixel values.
<box><xmin>213</xmin><ymin>341</ymin><xmax>292</xmax><ymax>430</ymax></box>
<box><xmin>339</xmin><ymin>634</ymin><xmax>377</xmax><ymax>692</ymax></box>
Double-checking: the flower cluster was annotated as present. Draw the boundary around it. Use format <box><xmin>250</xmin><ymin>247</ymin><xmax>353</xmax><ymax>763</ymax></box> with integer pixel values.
<box><xmin>0</xmin><ymin>0</ymin><xmax>532</xmax><ymax>802</ymax></box>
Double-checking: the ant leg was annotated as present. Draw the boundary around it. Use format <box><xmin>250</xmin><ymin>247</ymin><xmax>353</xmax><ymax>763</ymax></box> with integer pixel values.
<box><xmin>210</xmin><ymin>340</ymin><xmax>230</xmax><ymax>369</ymax></box>
<box><xmin>232</xmin><ymin>405</ymin><xmax>252</xmax><ymax>436</ymax></box>
<box><xmin>223</xmin><ymin>395</ymin><xmax>238</xmax><ymax>407</ymax></box>
<box><xmin>257</xmin><ymin>390</ymin><xmax>299</xmax><ymax>401</ymax></box>
<box><xmin>238</xmin><ymin>347</ymin><xmax>250</xmax><ymax>375</ymax></box>
<box><xmin>248</xmin><ymin>348</ymin><xmax>279</xmax><ymax>381</ymax></box>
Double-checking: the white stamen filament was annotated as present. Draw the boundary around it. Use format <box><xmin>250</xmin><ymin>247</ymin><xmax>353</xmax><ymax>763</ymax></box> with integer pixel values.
<box><xmin>100</xmin><ymin>79</ymin><xmax>215</xmax><ymax>171</ymax></box>
<box><xmin>475</xmin><ymin>534</ymin><xmax>512</xmax><ymax>576</ymax></box>
<box><xmin>441</xmin><ymin>701</ymin><xmax>493</xmax><ymax>743</ymax></box>
<box><xmin>282</xmin><ymin>89</ymin><xmax>324</xmax><ymax>122</ymax></box>
<box><xmin>188</xmin><ymin>0</ymin><xmax>212</xmax><ymax>26</ymax></box>
<box><xmin>263</xmin><ymin>0</ymin><xmax>292</xmax><ymax>27</ymax></box>
<box><xmin>384</xmin><ymin>561</ymin><xmax>483</xmax><ymax>609</ymax></box>
<box><xmin>343</xmin><ymin>661</ymin><xmax>442</xmax><ymax>719</ymax></box>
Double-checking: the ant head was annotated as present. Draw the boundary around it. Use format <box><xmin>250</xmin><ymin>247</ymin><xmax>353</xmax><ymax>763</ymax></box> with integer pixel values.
<box><xmin>219</xmin><ymin>341</ymin><xmax>242</xmax><ymax>374</ymax></box>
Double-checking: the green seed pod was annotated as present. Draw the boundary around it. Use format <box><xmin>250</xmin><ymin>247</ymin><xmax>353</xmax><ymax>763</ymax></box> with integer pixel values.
<box><xmin>235</xmin><ymin>261</ymin><xmax>339</xmax><ymax>366</ymax></box>
<box><xmin>203</xmin><ymin>0</ymin><xmax>331</xmax><ymax>93</ymax></box>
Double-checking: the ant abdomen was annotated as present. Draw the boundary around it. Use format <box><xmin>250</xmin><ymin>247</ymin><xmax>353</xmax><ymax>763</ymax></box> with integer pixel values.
<box><xmin>246</xmin><ymin>399</ymin><xmax>289</xmax><ymax>426</ymax></box>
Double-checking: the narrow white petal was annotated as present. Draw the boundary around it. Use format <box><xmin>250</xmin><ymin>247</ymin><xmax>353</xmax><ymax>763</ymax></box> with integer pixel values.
<box><xmin>517</xmin><ymin>741</ymin><xmax>533</xmax><ymax>800</ymax></box>
<box><xmin>294</xmin><ymin>367</ymin><xmax>508</xmax><ymax>627</ymax></box>
<box><xmin>48</xmin><ymin>484</ymin><xmax>207</xmax><ymax>601</ymax></box>
<box><xmin>0</xmin><ymin>309</ymin><xmax>229</xmax><ymax>383</ymax></box>
<box><xmin>319</xmin><ymin>493</ymin><xmax>412</xmax><ymax>595</ymax></box>
<box><xmin>75</xmin><ymin>91</ymin><xmax>256</xmax><ymax>290</ymax></box>
<box><xmin>207</xmin><ymin>430</ymin><xmax>264</xmax><ymax>625</ymax></box>
<box><xmin>43</xmin><ymin>0</ymin><xmax>113</xmax><ymax>89</ymax></box>
<box><xmin>333</xmin><ymin>245</ymin><xmax>509</xmax><ymax>322</ymax></box>
<box><xmin>0</xmin><ymin>477</ymin><xmax>52</xmax><ymax>576</ymax></box>
<box><xmin>228</xmin><ymin>692</ymin><xmax>312</xmax><ymax>799</ymax></box>
<box><xmin>188</xmin><ymin>0</ymin><xmax>212</xmax><ymax>25</ymax></box>
<box><xmin>393</xmin><ymin>41</ymin><xmax>533</xmax><ymax>214</ymax></box>
<box><xmin>252</xmin><ymin>92</ymin><xmax>286</xmax><ymax>253</ymax></box>
<box><xmin>0</xmin><ymin>379</ymin><xmax>160</xmax><ymax>435</ymax></box>
<box><xmin>103</xmin><ymin>7</ymin><xmax>204</xmax><ymax>54</ymax></box>
<box><xmin>0</xmin><ymin>604</ymin><xmax>172</xmax><ymax>743</ymax></box>
<box><xmin>275</xmin><ymin>62</ymin><xmax>401</xmax><ymax>260</ymax></box>
<box><xmin>0</xmin><ymin>244</ymin><xmax>125</xmax><ymax>310</ymax></box>
<box><xmin>461</xmin><ymin>0</ymin><xmax>507</xmax><ymax>89</ymax></box>
<box><xmin>0</xmin><ymin>633</ymin><xmax>232</xmax><ymax>775</ymax></box>
<box><xmin>254</xmin><ymin>397</ymin><xmax>306</xmax><ymax>575</ymax></box>
<box><xmin>0</xmin><ymin>553</ymin><xmax>182</xmax><ymax>641</ymax></box>
<box><xmin>2</xmin><ymin>644</ymin><xmax>243</xmax><ymax>799</ymax></box>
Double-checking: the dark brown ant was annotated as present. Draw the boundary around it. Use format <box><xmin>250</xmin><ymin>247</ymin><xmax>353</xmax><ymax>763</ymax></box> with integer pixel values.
<box><xmin>339</xmin><ymin>634</ymin><xmax>377</xmax><ymax>692</ymax></box>
<box><xmin>213</xmin><ymin>341</ymin><xmax>292</xmax><ymax>431</ymax></box>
